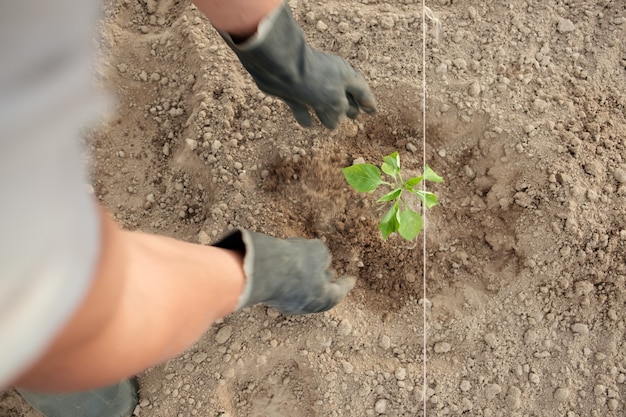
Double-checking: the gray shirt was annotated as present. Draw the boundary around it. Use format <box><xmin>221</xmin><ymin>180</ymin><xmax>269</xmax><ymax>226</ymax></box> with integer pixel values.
<box><xmin>1</xmin><ymin>0</ymin><xmax>103</xmax><ymax>387</ymax></box>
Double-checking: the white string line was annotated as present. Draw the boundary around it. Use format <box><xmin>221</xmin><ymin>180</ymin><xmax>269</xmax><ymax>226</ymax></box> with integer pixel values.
<box><xmin>420</xmin><ymin>8</ymin><xmax>441</xmax><ymax>415</ymax></box>
<box><xmin>421</xmin><ymin>1</ymin><xmax>427</xmax><ymax>416</ymax></box>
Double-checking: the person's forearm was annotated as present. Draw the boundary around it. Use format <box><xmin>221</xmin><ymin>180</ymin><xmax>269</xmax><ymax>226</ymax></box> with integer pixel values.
<box><xmin>192</xmin><ymin>0</ymin><xmax>281</xmax><ymax>38</ymax></box>
<box><xmin>15</xmin><ymin>209</ymin><xmax>245</xmax><ymax>392</ymax></box>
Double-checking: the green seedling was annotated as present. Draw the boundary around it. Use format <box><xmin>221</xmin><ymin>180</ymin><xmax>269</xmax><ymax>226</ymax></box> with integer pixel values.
<box><xmin>341</xmin><ymin>152</ymin><xmax>443</xmax><ymax>241</ymax></box>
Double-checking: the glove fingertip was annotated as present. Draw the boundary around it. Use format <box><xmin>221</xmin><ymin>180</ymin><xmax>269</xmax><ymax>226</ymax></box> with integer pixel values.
<box><xmin>362</xmin><ymin>100</ymin><xmax>378</xmax><ymax>114</ymax></box>
<box><xmin>346</xmin><ymin>95</ymin><xmax>360</xmax><ymax>119</ymax></box>
<box><xmin>295</xmin><ymin>112</ymin><xmax>313</xmax><ymax>127</ymax></box>
<box><xmin>315</xmin><ymin>110</ymin><xmax>341</xmax><ymax>129</ymax></box>
<box><xmin>357</xmin><ymin>94</ymin><xmax>378</xmax><ymax>114</ymax></box>
<box><xmin>346</xmin><ymin>78</ymin><xmax>378</xmax><ymax>115</ymax></box>
<box><xmin>285</xmin><ymin>100</ymin><xmax>313</xmax><ymax>127</ymax></box>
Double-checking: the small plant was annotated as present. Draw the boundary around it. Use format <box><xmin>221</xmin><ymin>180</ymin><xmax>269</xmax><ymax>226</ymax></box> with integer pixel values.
<box><xmin>342</xmin><ymin>152</ymin><xmax>443</xmax><ymax>241</ymax></box>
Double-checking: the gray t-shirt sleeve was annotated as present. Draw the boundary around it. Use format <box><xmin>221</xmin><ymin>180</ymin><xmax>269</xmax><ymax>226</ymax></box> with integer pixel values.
<box><xmin>0</xmin><ymin>0</ymin><xmax>104</xmax><ymax>387</ymax></box>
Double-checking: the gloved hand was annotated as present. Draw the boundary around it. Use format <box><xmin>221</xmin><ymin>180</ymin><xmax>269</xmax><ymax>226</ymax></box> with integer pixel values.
<box><xmin>219</xmin><ymin>2</ymin><xmax>377</xmax><ymax>129</ymax></box>
<box><xmin>212</xmin><ymin>229</ymin><xmax>356</xmax><ymax>315</ymax></box>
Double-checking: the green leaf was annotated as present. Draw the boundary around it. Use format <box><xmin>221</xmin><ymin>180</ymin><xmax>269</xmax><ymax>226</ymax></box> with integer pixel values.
<box><xmin>414</xmin><ymin>190</ymin><xmax>440</xmax><ymax>209</ymax></box>
<box><xmin>405</xmin><ymin>176</ymin><xmax>424</xmax><ymax>191</ymax></box>
<box><xmin>423</xmin><ymin>165</ymin><xmax>444</xmax><ymax>183</ymax></box>
<box><xmin>342</xmin><ymin>164</ymin><xmax>383</xmax><ymax>192</ymax></box>
<box><xmin>378</xmin><ymin>202</ymin><xmax>400</xmax><ymax>239</ymax></box>
<box><xmin>398</xmin><ymin>209</ymin><xmax>423</xmax><ymax>241</ymax></box>
<box><xmin>376</xmin><ymin>188</ymin><xmax>402</xmax><ymax>203</ymax></box>
<box><xmin>381</xmin><ymin>152</ymin><xmax>400</xmax><ymax>177</ymax></box>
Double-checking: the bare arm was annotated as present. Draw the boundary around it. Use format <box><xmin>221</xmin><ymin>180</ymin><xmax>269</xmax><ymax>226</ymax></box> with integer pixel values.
<box><xmin>192</xmin><ymin>0</ymin><xmax>281</xmax><ymax>38</ymax></box>
<box><xmin>14</xmin><ymin>208</ymin><xmax>245</xmax><ymax>392</ymax></box>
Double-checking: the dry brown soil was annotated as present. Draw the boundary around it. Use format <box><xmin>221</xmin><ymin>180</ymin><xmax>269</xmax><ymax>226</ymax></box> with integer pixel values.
<box><xmin>2</xmin><ymin>0</ymin><xmax>626</xmax><ymax>416</ymax></box>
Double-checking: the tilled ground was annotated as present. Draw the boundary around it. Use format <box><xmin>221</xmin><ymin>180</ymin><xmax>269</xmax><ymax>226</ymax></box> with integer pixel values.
<box><xmin>2</xmin><ymin>0</ymin><xmax>626</xmax><ymax>416</ymax></box>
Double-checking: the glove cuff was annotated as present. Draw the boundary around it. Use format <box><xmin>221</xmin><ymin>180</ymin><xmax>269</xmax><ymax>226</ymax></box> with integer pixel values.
<box><xmin>219</xmin><ymin>2</ymin><xmax>284</xmax><ymax>50</ymax></box>
<box><xmin>218</xmin><ymin>1</ymin><xmax>310</xmax><ymax>87</ymax></box>
<box><xmin>211</xmin><ymin>229</ymin><xmax>255</xmax><ymax>310</ymax></box>
<box><xmin>213</xmin><ymin>228</ymin><xmax>356</xmax><ymax>315</ymax></box>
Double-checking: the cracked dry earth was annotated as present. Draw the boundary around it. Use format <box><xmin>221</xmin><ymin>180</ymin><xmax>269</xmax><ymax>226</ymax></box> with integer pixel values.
<box><xmin>2</xmin><ymin>0</ymin><xmax>626</xmax><ymax>416</ymax></box>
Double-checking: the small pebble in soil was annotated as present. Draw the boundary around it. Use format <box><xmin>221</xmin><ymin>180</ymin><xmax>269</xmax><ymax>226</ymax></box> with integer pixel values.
<box><xmin>468</xmin><ymin>6</ymin><xmax>477</xmax><ymax>19</ymax></box>
<box><xmin>506</xmin><ymin>386</ymin><xmax>522</xmax><ymax>409</ymax></box>
<box><xmin>485</xmin><ymin>383</ymin><xmax>502</xmax><ymax>399</ymax></box>
<box><xmin>613</xmin><ymin>168</ymin><xmax>626</xmax><ymax>183</ymax></box>
<box><xmin>215</xmin><ymin>325</ymin><xmax>233</xmax><ymax>344</ymax></box>
<box><xmin>484</xmin><ymin>333</ymin><xmax>498</xmax><ymax>349</ymax></box>
<box><xmin>185</xmin><ymin>139</ymin><xmax>198</xmax><ymax>151</ymax></box>
<box><xmin>192</xmin><ymin>352</ymin><xmax>208</xmax><ymax>364</ymax></box>
<box><xmin>468</xmin><ymin>82</ymin><xmax>481</xmax><ymax>97</ymax></box>
<box><xmin>374</xmin><ymin>398</ymin><xmax>388</xmax><ymax>414</ymax></box>
<box><xmin>571</xmin><ymin>323</ymin><xmax>589</xmax><ymax>335</ymax></box>
<box><xmin>459</xmin><ymin>380</ymin><xmax>471</xmax><ymax>392</ymax></box>
<box><xmin>379</xmin><ymin>335</ymin><xmax>391</xmax><ymax>350</ymax></box>
<box><xmin>316</xmin><ymin>20</ymin><xmax>328</xmax><ymax>31</ymax></box>
<box><xmin>554</xmin><ymin>387</ymin><xmax>569</xmax><ymax>401</ymax></box>
<box><xmin>433</xmin><ymin>341</ymin><xmax>451</xmax><ymax>353</ymax></box>
<box><xmin>557</xmin><ymin>18</ymin><xmax>576</xmax><ymax>33</ymax></box>
<box><xmin>453</xmin><ymin>58</ymin><xmax>467</xmax><ymax>69</ymax></box>
<box><xmin>338</xmin><ymin>319</ymin><xmax>353</xmax><ymax>336</ymax></box>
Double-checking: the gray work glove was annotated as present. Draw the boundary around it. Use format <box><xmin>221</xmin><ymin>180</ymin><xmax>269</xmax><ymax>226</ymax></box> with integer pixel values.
<box><xmin>219</xmin><ymin>2</ymin><xmax>377</xmax><ymax>129</ymax></box>
<box><xmin>212</xmin><ymin>229</ymin><xmax>356</xmax><ymax>315</ymax></box>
